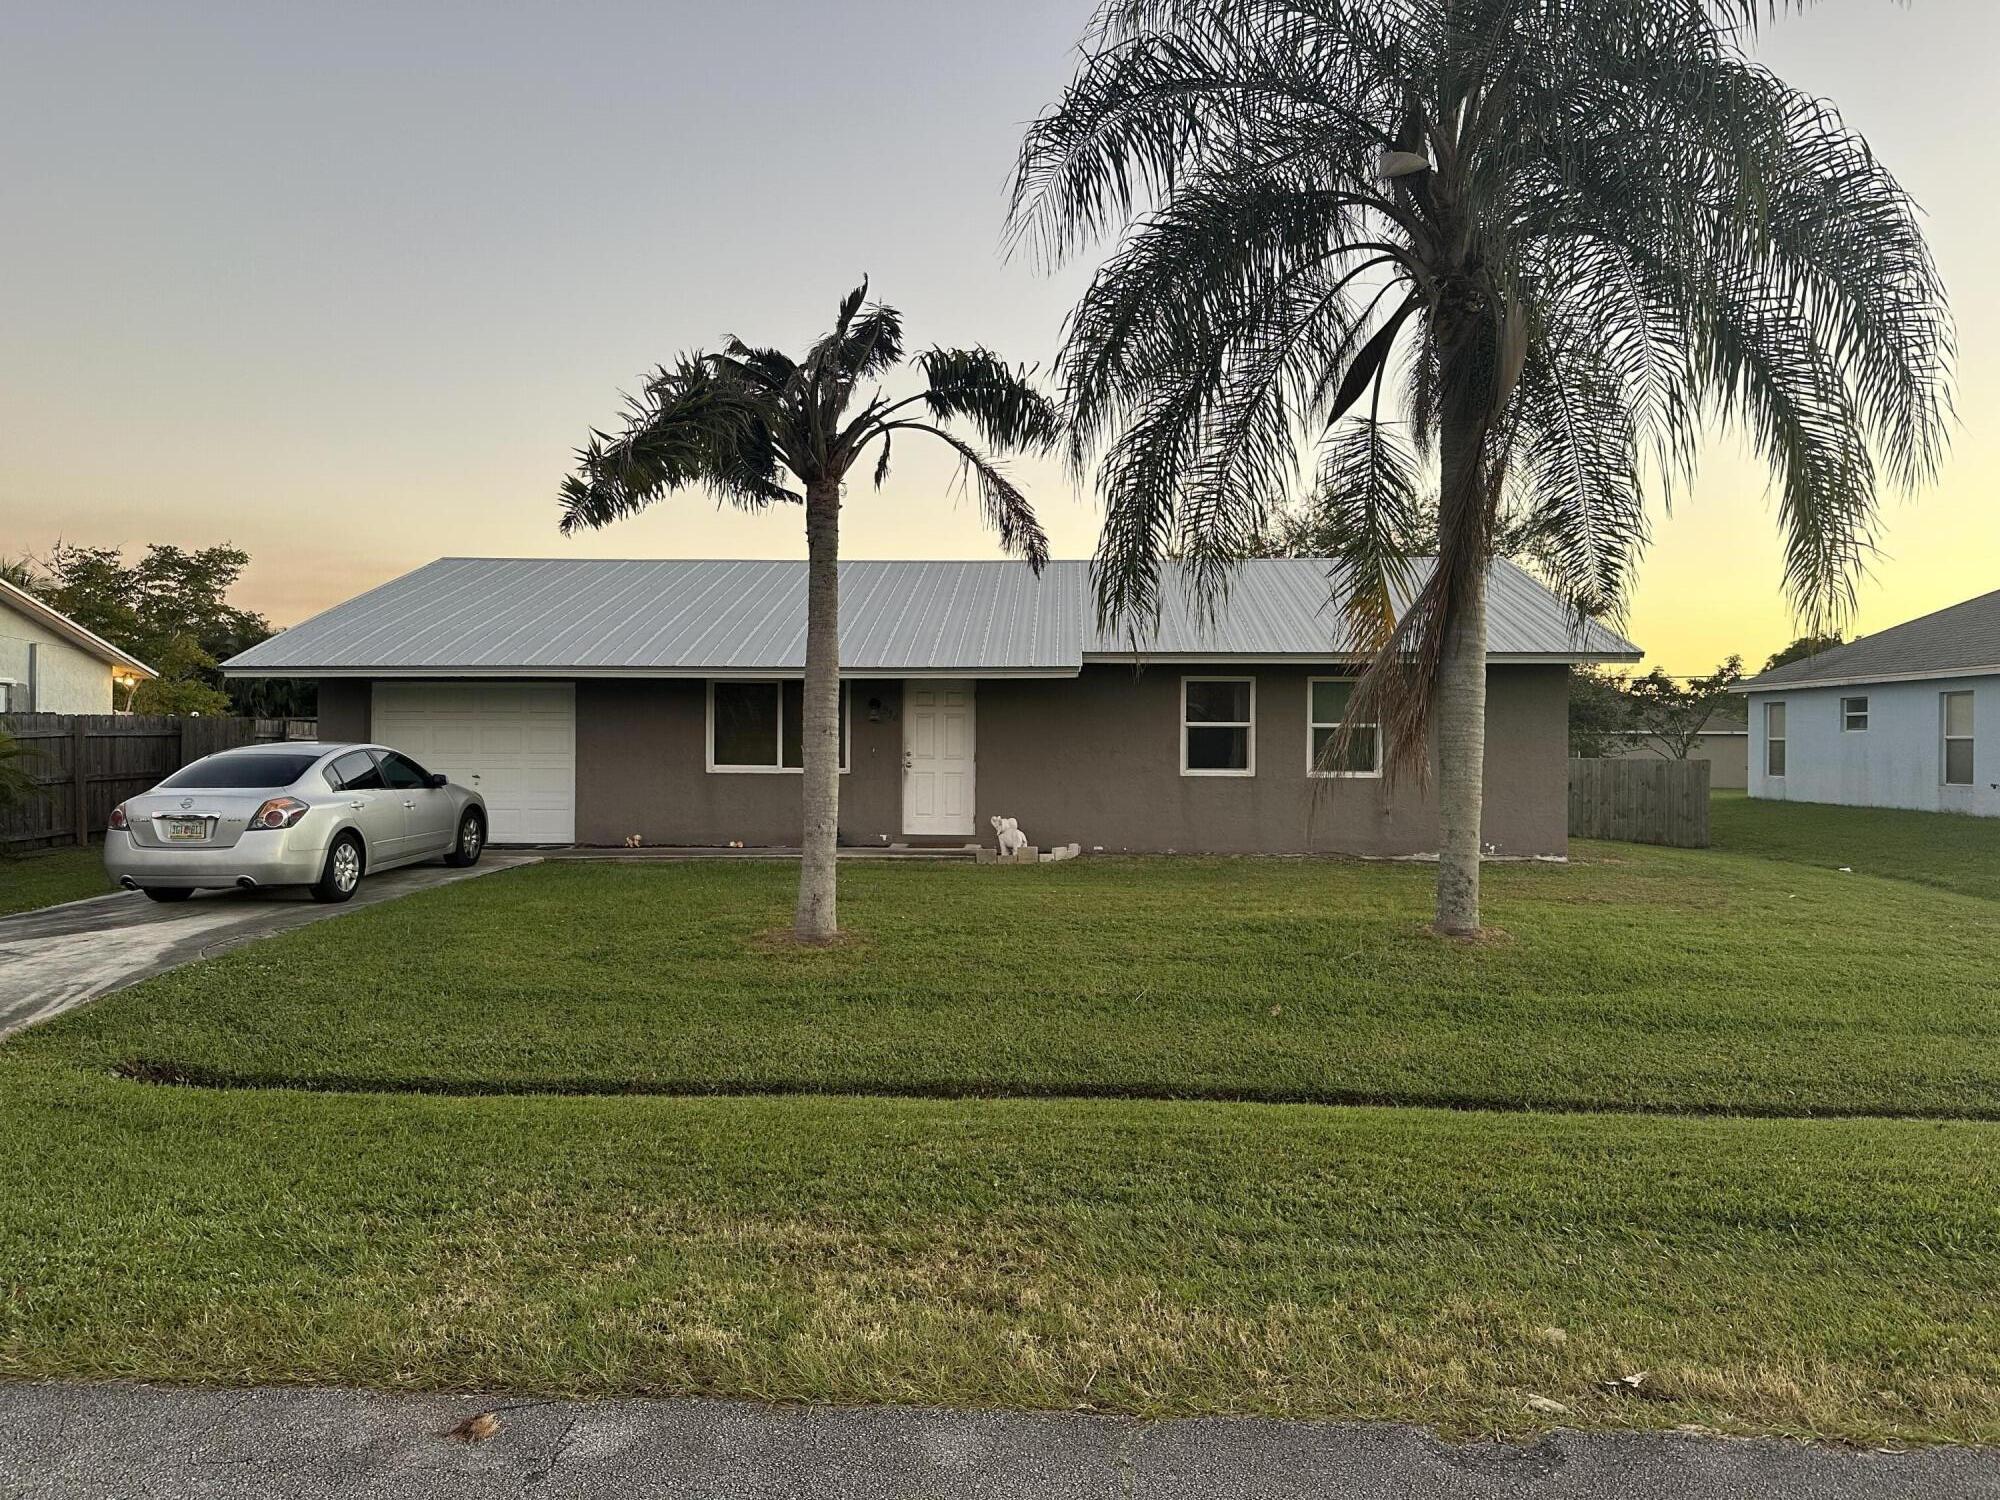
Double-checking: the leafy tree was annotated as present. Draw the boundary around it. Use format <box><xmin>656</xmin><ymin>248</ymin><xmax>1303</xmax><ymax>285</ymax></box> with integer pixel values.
<box><xmin>1568</xmin><ymin>667</ymin><xmax>1636</xmax><ymax>759</ymax></box>
<box><xmin>1624</xmin><ymin>657</ymin><xmax>1745</xmax><ymax>760</ymax></box>
<box><xmin>1011</xmin><ymin>0</ymin><xmax>1950</xmax><ymax>934</ymax></box>
<box><xmin>558</xmin><ymin>283</ymin><xmax>1057</xmax><ymax>942</ymax></box>
<box><xmin>1764</xmin><ymin>633</ymin><xmax>1845</xmax><ymax>673</ymax></box>
<box><xmin>10</xmin><ymin>543</ymin><xmax>307</xmax><ymax>716</ymax></box>
<box><xmin>129</xmin><ymin>635</ymin><xmax>233</xmax><ymax>716</ymax></box>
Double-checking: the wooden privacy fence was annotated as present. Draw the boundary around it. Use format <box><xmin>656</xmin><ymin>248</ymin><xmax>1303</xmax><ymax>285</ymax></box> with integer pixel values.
<box><xmin>1569</xmin><ymin>757</ymin><xmax>1711</xmax><ymax>849</ymax></box>
<box><xmin>0</xmin><ymin>715</ymin><xmax>313</xmax><ymax>852</ymax></box>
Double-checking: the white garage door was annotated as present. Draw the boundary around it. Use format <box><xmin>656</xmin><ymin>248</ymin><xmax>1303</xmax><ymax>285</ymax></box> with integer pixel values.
<box><xmin>372</xmin><ymin>682</ymin><xmax>576</xmax><ymax>844</ymax></box>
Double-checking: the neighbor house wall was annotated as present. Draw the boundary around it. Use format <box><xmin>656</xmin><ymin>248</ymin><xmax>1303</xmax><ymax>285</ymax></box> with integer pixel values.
<box><xmin>1606</xmin><ymin>732</ymin><xmax>1749</xmax><ymax>790</ymax></box>
<box><xmin>1747</xmin><ymin>676</ymin><xmax>1998</xmax><ymax>817</ymax></box>
<box><xmin>316</xmin><ymin>680</ymin><xmax>373</xmax><ymax>742</ymax></box>
<box><xmin>0</xmin><ymin>603</ymin><xmax>115</xmax><ymax>713</ymax></box>
<box><xmin>976</xmin><ymin>664</ymin><xmax>1570</xmax><ymax>858</ymax></box>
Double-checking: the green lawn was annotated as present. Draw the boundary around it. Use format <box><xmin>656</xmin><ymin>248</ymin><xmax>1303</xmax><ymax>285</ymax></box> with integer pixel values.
<box><xmin>24</xmin><ymin>846</ymin><xmax>1999</xmax><ymax>1117</ymax></box>
<box><xmin>1713</xmin><ymin>790</ymin><xmax>2000</xmax><ymax>903</ymax></box>
<box><xmin>4</xmin><ymin>802</ymin><xmax>2000</xmax><ymax>1443</ymax></box>
<box><xmin>3</xmin><ymin>1066</ymin><xmax>1997</xmax><ymax>1443</ymax></box>
<box><xmin>0</xmin><ymin>845</ymin><xmax>115</xmax><ymax>916</ymax></box>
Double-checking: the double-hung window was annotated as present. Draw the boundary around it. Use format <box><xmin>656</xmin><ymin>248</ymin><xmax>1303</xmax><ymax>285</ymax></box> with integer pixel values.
<box><xmin>1307</xmin><ymin>678</ymin><xmax>1381</xmax><ymax>777</ymax></box>
<box><xmin>1943</xmin><ymin>691</ymin><xmax>1975</xmax><ymax>787</ymax></box>
<box><xmin>1841</xmin><ymin>696</ymin><xmax>1869</xmax><ymax>732</ymax></box>
<box><xmin>1765</xmin><ymin>702</ymin><xmax>1787</xmax><ymax>778</ymax></box>
<box><xmin>1182</xmin><ymin>677</ymin><xmax>1254</xmax><ymax>775</ymax></box>
<box><xmin>708</xmin><ymin>680</ymin><xmax>849</xmax><ymax>773</ymax></box>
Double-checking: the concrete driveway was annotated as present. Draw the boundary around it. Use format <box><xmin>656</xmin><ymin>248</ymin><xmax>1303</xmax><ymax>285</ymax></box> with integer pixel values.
<box><xmin>0</xmin><ymin>854</ymin><xmax>536</xmax><ymax>1040</ymax></box>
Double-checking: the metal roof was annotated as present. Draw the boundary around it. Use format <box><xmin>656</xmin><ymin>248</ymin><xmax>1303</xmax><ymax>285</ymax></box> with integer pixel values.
<box><xmin>223</xmin><ymin>557</ymin><xmax>1640</xmax><ymax>678</ymax></box>
<box><xmin>1741</xmin><ymin>588</ymin><xmax>2000</xmax><ymax>692</ymax></box>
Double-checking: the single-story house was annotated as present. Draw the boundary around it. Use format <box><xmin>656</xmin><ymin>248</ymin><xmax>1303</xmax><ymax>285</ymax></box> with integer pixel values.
<box><xmin>1605</xmin><ymin>704</ymin><xmax>1750</xmax><ymax>790</ymax></box>
<box><xmin>0</xmin><ymin>577</ymin><xmax>156</xmax><ymax>714</ymax></box>
<box><xmin>221</xmin><ymin>556</ymin><xmax>1640</xmax><ymax>855</ymax></box>
<box><xmin>1738</xmin><ymin>587</ymin><xmax>2000</xmax><ymax>816</ymax></box>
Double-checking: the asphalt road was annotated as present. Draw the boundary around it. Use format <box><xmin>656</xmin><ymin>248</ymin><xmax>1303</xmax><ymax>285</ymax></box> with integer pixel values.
<box><xmin>1</xmin><ymin>1384</ymin><xmax>1993</xmax><ymax>1500</ymax></box>
<box><xmin>0</xmin><ymin>854</ymin><xmax>536</xmax><ymax>1039</ymax></box>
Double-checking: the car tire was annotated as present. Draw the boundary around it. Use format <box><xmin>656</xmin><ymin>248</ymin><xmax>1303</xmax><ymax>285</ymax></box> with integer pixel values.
<box><xmin>444</xmin><ymin>810</ymin><xmax>485</xmax><ymax>868</ymax></box>
<box><xmin>310</xmin><ymin>833</ymin><xmax>365</xmax><ymax>904</ymax></box>
<box><xmin>142</xmin><ymin>887</ymin><xmax>194</xmax><ymax>903</ymax></box>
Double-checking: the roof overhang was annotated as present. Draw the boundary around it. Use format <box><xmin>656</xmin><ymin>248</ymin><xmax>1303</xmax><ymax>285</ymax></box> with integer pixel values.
<box><xmin>1082</xmin><ymin>651</ymin><xmax>1643</xmax><ymax>666</ymax></box>
<box><xmin>225</xmin><ymin>665</ymin><xmax>1085</xmax><ymax>681</ymax></box>
<box><xmin>0</xmin><ymin>577</ymin><xmax>156</xmax><ymax>678</ymax></box>
<box><xmin>1734</xmin><ymin>663</ymin><xmax>2000</xmax><ymax>694</ymax></box>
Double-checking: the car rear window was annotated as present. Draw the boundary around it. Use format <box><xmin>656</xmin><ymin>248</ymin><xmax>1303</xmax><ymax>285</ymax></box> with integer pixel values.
<box><xmin>159</xmin><ymin>752</ymin><xmax>323</xmax><ymax>789</ymax></box>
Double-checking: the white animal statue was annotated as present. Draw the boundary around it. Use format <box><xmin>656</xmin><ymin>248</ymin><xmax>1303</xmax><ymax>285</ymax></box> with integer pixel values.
<box><xmin>990</xmin><ymin>815</ymin><xmax>1028</xmax><ymax>858</ymax></box>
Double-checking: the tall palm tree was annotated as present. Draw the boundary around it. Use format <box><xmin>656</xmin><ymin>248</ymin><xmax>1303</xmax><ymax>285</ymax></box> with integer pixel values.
<box><xmin>1011</xmin><ymin>0</ymin><xmax>1950</xmax><ymax>934</ymax></box>
<box><xmin>559</xmin><ymin>283</ymin><xmax>1058</xmax><ymax>941</ymax></box>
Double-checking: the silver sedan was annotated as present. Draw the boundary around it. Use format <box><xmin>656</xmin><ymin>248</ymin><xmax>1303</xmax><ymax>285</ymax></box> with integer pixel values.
<box><xmin>104</xmin><ymin>743</ymin><xmax>487</xmax><ymax>904</ymax></box>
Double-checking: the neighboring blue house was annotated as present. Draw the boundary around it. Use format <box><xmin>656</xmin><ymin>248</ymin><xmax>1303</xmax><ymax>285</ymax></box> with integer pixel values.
<box><xmin>1739</xmin><ymin>589</ymin><xmax>1999</xmax><ymax>817</ymax></box>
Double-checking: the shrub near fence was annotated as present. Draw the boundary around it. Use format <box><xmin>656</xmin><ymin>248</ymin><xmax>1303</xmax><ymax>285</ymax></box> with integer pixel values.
<box><xmin>0</xmin><ymin>715</ymin><xmax>312</xmax><ymax>852</ymax></box>
<box><xmin>1569</xmin><ymin>757</ymin><xmax>1711</xmax><ymax>849</ymax></box>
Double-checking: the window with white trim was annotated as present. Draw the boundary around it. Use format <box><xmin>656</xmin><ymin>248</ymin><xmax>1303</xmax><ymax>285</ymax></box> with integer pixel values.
<box><xmin>1765</xmin><ymin>702</ymin><xmax>1787</xmax><ymax>777</ymax></box>
<box><xmin>708</xmin><ymin>680</ymin><xmax>849</xmax><ymax>773</ymax></box>
<box><xmin>0</xmin><ymin>682</ymin><xmax>11</xmax><ymax>713</ymax></box>
<box><xmin>1841</xmin><ymin>696</ymin><xmax>1869</xmax><ymax>732</ymax></box>
<box><xmin>1182</xmin><ymin>677</ymin><xmax>1254</xmax><ymax>775</ymax></box>
<box><xmin>1943</xmin><ymin>691</ymin><xmax>1975</xmax><ymax>787</ymax></box>
<box><xmin>1307</xmin><ymin>678</ymin><xmax>1381</xmax><ymax>777</ymax></box>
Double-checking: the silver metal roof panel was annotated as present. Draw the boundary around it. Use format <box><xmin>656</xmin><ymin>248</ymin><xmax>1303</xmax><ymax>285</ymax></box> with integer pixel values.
<box><xmin>224</xmin><ymin>557</ymin><xmax>1639</xmax><ymax>676</ymax></box>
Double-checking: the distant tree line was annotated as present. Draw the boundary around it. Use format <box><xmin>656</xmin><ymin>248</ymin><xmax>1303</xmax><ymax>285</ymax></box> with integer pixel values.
<box><xmin>1570</xmin><ymin>634</ymin><xmax>1844</xmax><ymax>759</ymax></box>
<box><xmin>2</xmin><ymin>544</ymin><xmax>313</xmax><ymax>718</ymax></box>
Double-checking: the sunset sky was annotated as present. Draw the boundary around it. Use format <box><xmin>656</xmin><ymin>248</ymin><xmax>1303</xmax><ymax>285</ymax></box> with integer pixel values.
<box><xmin>2</xmin><ymin>0</ymin><xmax>1992</xmax><ymax>675</ymax></box>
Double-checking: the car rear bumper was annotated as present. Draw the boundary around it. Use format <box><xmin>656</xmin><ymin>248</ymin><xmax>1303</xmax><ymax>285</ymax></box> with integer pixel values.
<box><xmin>103</xmin><ymin>830</ymin><xmax>332</xmax><ymax>890</ymax></box>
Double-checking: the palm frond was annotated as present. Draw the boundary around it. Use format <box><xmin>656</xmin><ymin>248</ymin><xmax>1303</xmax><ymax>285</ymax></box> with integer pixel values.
<box><xmin>916</xmin><ymin>349</ymin><xmax>1063</xmax><ymax>453</ymax></box>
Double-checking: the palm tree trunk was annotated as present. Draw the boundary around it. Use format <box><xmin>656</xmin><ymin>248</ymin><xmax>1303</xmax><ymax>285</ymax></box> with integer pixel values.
<box><xmin>1432</xmin><ymin>558</ymin><xmax>1488</xmax><ymax>936</ymax></box>
<box><xmin>794</xmin><ymin>477</ymin><xmax>842</xmax><ymax>942</ymax></box>
<box><xmin>1433</xmin><ymin>352</ymin><xmax>1491</xmax><ymax>938</ymax></box>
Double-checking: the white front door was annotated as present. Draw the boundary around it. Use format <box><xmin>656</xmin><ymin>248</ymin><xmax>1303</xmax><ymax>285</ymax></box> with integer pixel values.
<box><xmin>371</xmin><ymin>682</ymin><xmax>577</xmax><ymax>844</ymax></box>
<box><xmin>903</xmin><ymin>681</ymin><xmax>975</xmax><ymax>836</ymax></box>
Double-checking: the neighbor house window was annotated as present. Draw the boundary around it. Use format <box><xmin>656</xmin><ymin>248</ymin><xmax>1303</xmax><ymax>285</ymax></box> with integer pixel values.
<box><xmin>0</xmin><ymin>682</ymin><xmax>11</xmax><ymax>713</ymax></box>
<box><xmin>1307</xmin><ymin>678</ymin><xmax>1381</xmax><ymax>777</ymax></box>
<box><xmin>1182</xmin><ymin>677</ymin><xmax>1255</xmax><ymax>775</ymax></box>
<box><xmin>1943</xmin><ymin>691</ymin><xmax>1975</xmax><ymax>787</ymax></box>
<box><xmin>708</xmin><ymin>680</ymin><xmax>849</xmax><ymax>773</ymax></box>
<box><xmin>1841</xmin><ymin>696</ymin><xmax>1869</xmax><ymax>732</ymax></box>
<box><xmin>1765</xmin><ymin>702</ymin><xmax>1787</xmax><ymax>777</ymax></box>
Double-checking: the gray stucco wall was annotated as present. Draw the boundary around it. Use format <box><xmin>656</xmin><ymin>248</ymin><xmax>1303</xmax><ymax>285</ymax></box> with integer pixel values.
<box><xmin>317</xmin><ymin>680</ymin><xmax>372</xmax><ymax>743</ymax></box>
<box><xmin>977</xmin><ymin>664</ymin><xmax>1568</xmax><ymax>857</ymax></box>
<box><xmin>572</xmin><ymin>664</ymin><xmax>1570</xmax><ymax>857</ymax></box>
<box><xmin>1747</xmin><ymin>676</ymin><xmax>1998</xmax><ymax>816</ymax></box>
<box><xmin>575</xmin><ymin>679</ymin><xmax>907</xmax><ymax>848</ymax></box>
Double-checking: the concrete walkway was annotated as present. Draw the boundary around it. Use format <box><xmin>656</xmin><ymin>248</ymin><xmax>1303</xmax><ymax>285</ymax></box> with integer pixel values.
<box><xmin>0</xmin><ymin>855</ymin><xmax>536</xmax><ymax>1039</ymax></box>
<box><xmin>0</xmin><ymin>1383</ymin><xmax>1992</xmax><ymax>1500</ymax></box>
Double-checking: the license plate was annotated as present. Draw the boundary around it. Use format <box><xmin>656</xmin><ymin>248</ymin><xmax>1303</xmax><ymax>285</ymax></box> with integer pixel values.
<box><xmin>164</xmin><ymin>817</ymin><xmax>206</xmax><ymax>842</ymax></box>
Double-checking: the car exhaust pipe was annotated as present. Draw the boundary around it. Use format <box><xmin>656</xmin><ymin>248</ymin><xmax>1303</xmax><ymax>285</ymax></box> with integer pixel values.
<box><xmin>119</xmin><ymin>877</ymin><xmax>139</xmax><ymax>891</ymax></box>
<box><xmin>235</xmin><ymin>876</ymin><xmax>257</xmax><ymax>889</ymax></box>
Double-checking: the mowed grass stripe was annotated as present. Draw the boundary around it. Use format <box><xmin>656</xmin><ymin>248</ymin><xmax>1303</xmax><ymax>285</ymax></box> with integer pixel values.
<box><xmin>3</xmin><ymin>1069</ymin><xmax>1998</xmax><ymax>1444</ymax></box>
<box><xmin>23</xmin><ymin>845</ymin><xmax>1999</xmax><ymax>1118</ymax></box>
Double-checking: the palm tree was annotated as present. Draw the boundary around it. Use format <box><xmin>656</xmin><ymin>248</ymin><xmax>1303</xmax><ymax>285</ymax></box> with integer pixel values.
<box><xmin>559</xmin><ymin>282</ymin><xmax>1058</xmax><ymax>942</ymax></box>
<box><xmin>1011</xmin><ymin>0</ymin><xmax>1950</xmax><ymax>935</ymax></box>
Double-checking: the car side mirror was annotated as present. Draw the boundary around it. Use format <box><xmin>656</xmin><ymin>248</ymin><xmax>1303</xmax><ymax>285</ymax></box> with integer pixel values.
<box><xmin>427</xmin><ymin>773</ymin><xmax>449</xmax><ymax>789</ymax></box>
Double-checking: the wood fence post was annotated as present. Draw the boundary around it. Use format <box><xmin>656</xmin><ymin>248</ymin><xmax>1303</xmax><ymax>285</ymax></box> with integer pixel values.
<box><xmin>71</xmin><ymin>720</ymin><xmax>89</xmax><ymax>846</ymax></box>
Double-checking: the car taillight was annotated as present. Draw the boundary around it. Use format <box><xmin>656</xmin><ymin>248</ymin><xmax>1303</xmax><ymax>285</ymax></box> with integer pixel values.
<box><xmin>107</xmin><ymin>805</ymin><xmax>128</xmax><ymax>831</ymax></box>
<box><xmin>247</xmin><ymin>797</ymin><xmax>310</xmax><ymax>830</ymax></box>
